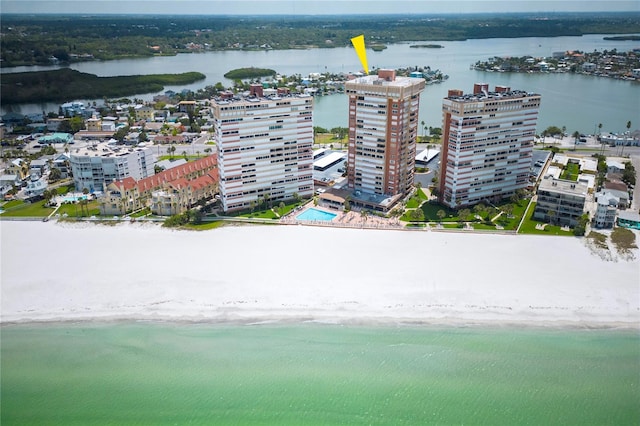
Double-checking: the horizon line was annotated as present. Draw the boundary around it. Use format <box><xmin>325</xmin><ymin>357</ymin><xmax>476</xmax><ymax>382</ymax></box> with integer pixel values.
<box><xmin>2</xmin><ymin>11</ymin><xmax>639</xmax><ymax>17</ymax></box>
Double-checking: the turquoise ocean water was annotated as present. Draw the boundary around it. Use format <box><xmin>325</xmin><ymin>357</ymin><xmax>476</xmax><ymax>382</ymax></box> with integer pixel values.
<box><xmin>1</xmin><ymin>323</ymin><xmax>639</xmax><ymax>425</ymax></box>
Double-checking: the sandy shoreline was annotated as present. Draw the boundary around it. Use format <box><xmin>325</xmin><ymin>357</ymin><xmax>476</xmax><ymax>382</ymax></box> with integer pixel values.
<box><xmin>1</xmin><ymin>221</ymin><xmax>638</xmax><ymax>328</ymax></box>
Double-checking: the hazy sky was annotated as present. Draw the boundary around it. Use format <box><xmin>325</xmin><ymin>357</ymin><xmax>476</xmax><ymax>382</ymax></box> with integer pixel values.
<box><xmin>1</xmin><ymin>0</ymin><xmax>638</xmax><ymax>15</ymax></box>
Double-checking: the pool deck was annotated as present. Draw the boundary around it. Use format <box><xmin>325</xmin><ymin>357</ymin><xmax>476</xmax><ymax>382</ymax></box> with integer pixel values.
<box><xmin>283</xmin><ymin>205</ymin><xmax>404</xmax><ymax>229</ymax></box>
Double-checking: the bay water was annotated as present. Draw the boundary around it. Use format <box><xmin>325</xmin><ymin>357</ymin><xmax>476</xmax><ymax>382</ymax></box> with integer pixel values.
<box><xmin>2</xmin><ymin>34</ymin><xmax>639</xmax><ymax>133</ymax></box>
<box><xmin>2</xmin><ymin>322</ymin><xmax>638</xmax><ymax>424</ymax></box>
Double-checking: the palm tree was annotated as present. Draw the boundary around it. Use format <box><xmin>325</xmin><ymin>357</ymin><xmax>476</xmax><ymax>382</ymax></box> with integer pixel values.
<box><xmin>572</xmin><ymin>131</ymin><xmax>580</xmax><ymax>151</ymax></box>
<box><xmin>42</xmin><ymin>189</ymin><xmax>54</xmax><ymax>206</ymax></box>
<box><xmin>473</xmin><ymin>203</ymin><xmax>486</xmax><ymax>219</ymax></box>
<box><xmin>622</xmin><ymin>120</ymin><xmax>631</xmax><ymax>156</ymax></box>
<box><xmin>458</xmin><ymin>208</ymin><xmax>471</xmax><ymax>222</ymax></box>
<box><xmin>547</xmin><ymin>209</ymin><xmax>556</xmax><ymax>225</ymax></box>
<box><xmin>598</xmin><ymin>123</ymin><xmax>604</xmax><ymax>154</ymax></box>
<box><xmin>436</xmin><ymin>209</ymin><xmax>446</xmax><ymax>222</ymax></box>
<box><xmin>420</xmin><ymin>120</ymin><xmax>425</xmax><ymax>139</ymax></box>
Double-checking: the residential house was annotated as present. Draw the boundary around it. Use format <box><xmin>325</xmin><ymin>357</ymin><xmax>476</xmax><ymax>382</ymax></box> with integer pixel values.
<box><xmin>52</xmin><ymin>153</ymin><xmax>71</xmax><ymax>178</ymax></box>
<box><xmin>617</xmin><ymin>210</ymin><xmax>640</xmax><ymax>230</ymax></box>
<box><xmin>178</xmin><ymin>100</ymin><xmax>196</xmax><ymax>114</ymax></box>
<box><xmin>135</xmin><ymin>106</ymin><xmax>155</xmax><ymax>122</ymax></box>
<box><xmin>60</xmin><ymin>101</ymin><xmax>88</xmax><ymax>117</ymax></box>
<box><xmin>24</xmin><ymin>173</ymin><xmax>48</xmax><ymax>198</ymax></box>
<box><xmin>86</xmin><ymin>117</ymin><xmax>103</xmax><ymax>132</ymax></box>
<box><xmin>593</xmin><ymin>191</ymin><xmax>619</xmax><ymax>228</ymax></box>
<box><xmin>0</xmin><ymin>174</ymin><xmax>20</xmax><ymax>194</ymax></box>
<box><xmin>29</xmin><ymin>159</ymin><xmax>49</xmax><ymax>177</ymax></box>
<box><xmin>6</xmin><ymin>159</ymin><xmax>29</xmax><ymax>181</ymax></box>
<box><xmin>607</xmin><ymin>160</ymin><xmax>628</xmax><ymax>174</ymax></box>
<box><xmin>599</xmin><ymin>187</ymin><xmax>629</xmax><ymax>209</ymax></box>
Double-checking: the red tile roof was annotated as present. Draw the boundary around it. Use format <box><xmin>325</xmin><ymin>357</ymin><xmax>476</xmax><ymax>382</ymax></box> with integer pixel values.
<box><xmin>113</xmin><ymin>177</ymin><xmax>137</xmax><ymax>191</ymax></box>
<box><xmin>110</xmin><ymin>154</ymin><xmax>218</xmax><ymax>194</ymax></box>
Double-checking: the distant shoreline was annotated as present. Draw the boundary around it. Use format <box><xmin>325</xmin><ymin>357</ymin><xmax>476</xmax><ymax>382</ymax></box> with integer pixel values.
<box><xmin>2</xmin><ymin>13</ymin><xmax>638</xmax><ymax>67</ymax></box>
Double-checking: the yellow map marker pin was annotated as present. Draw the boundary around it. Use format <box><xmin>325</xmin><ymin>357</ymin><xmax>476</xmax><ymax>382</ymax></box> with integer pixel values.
<box><xmin>350</xmin><ymin>35</ymin><xmax>369</xmax><ymax>75</ymax></box>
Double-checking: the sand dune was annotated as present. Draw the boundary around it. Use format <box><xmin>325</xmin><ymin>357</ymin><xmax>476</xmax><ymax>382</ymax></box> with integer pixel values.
<box><xmin>1</xmin><ymin>221</ymin><xmax>638</xmax><ymax>327</ymax></box>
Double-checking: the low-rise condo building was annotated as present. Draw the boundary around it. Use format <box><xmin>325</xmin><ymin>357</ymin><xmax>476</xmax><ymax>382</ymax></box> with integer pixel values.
<box><xmin>534</xmin><ymin>175</ymin><xmax>587</xmax><ymax>227</ymax></box>
<box><xmin>70</xmin><ymin>141</ymin><xmax>155</xmax><ymax>192</ymax></box>
<box><xmin>99</xmin><ymin>154</ymin><xmax>217</xmax><ymax>215</ymax></box>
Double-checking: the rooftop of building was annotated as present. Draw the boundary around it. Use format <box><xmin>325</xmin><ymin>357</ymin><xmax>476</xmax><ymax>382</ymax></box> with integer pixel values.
<box><xmin>346</xmin><ymin>74</ymin><xmax>425</xmax><ymax>88</ymax></box>
<box><xmin>109</xmin><ymin>154</ymin><xmax>218</xmax><ymax>193</ymax></box>
<box><xmin>538</xmin><ymin>175</ymin><xmax>588</xmax><ymax>196</ymax></box>
<box><xmin>69</xmin><ymin>140</ymin><xmax>150</xmax><ymax>159</ymax></box>
<box><xmin>211</xmin><ymin>92</ymin><xmax>312</xmax><ymax>107</ymax></box>
<box><xmin>618</xmin><ymin>210</ymin><xmax>640</xmax><ymax>222</ymax></box>
<box><xmin>446</xmin><ymin>86</ymin><xmax>540</xmax><ymax>102</ymax></box>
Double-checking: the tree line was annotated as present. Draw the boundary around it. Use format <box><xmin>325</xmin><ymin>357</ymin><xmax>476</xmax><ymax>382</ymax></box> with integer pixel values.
<box><xmin>2</xmin><ymin>13</ymin><xmax>639</xmax><ymax>67</ymax></box>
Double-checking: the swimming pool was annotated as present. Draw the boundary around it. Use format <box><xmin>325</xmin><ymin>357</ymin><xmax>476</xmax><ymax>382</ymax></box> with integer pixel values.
<box><xmin>62</xmin><ymin>195</ymin><xmax>87</xmax><ymax>203</ymax></box>
<box><xmin>296</xmin><ymin>208</ymin><xmax>337</xmax><ymax>222</ymax></box>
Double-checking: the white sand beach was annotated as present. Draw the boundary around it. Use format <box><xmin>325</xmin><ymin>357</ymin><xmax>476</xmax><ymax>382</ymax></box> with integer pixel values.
<box><xmin>1</xmin><ymin>221</ymin><xmax>638</xmax><ymax>327</ymax></box>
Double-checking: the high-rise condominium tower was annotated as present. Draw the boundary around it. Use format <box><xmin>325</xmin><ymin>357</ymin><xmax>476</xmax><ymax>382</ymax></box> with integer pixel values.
<box><xmin>438</xmin><ymin>84</ymin><xmax>541</xmax><ymax>208</ymax></box>
<box><xmin>345</xmin><ymin>69</ymin><xmax>426</xmax><ymax>203</ymax></box>
<box><xmin>212</xmin><ymin>86</ymin><xmax>314</xmax><ymax>212</ymax></box>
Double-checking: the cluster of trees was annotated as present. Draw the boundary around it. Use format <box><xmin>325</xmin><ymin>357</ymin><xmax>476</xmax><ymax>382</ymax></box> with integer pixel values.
<box><xmin>3</xmin><ymin>14</ymin><xmax>639</xmax><ymax>66</ymax></box>
<box><xmin>1</xmin><ymin>69</ymin><xmax>205</xmax><ymax>104</ymax></box>
<box><xmin>163</xmin><ymin>209</ymin><xmax>203</xmax><ymax>227</ymax></box>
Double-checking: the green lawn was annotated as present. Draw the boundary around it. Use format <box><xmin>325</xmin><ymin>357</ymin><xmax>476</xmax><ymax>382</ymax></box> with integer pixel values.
<box><xmin>401</xmin><ymin>201</ymin><xmax>458</xmax><ymax>222</ymax></box>
<box><xmin>1</xmin><ymin>200</ymin><xmax>25</xmax><ymax>209</ymax></box>
<box><xmin>494</xmin><ymin>200</ymin><xmax>530</xmax><ymax>230</ymax></box>
<box><xmin>57</xmin><ymin>201</ymin><xmax>101</xmax><ymax>218</ymax></box>
<box><xmin>184</xmin><ymin>220</ymin><xmax>226</xmax><ymax>230</ymax></box>
<box><xmin>406</xmin><ymin>188</ymin><xmax>428</xmax><ymax>209</ymax></box>
<box><xmin>472</xmin><ymin>223</ymin><xmax>497</xmax><ymax>230</ymax></box>
<box><xmin>518</xmin><ymin>202</ymin><xmax>575</xmax><ymax>236</ymax></box>
<box><xmin>405</xmin><ymin>198</ymin><xmax>422</xmax><ymax>209</ymax></box>
<box><xmin>131</xmin><ymin>208</ymin><xmax>151</xmax><ymax>218</ymax></box>
<box><xmin>233</xmin><ymin>199</ymin><xmax>308</xmax><ymax>220</ymax></box>
<box><xmin>55</xmin><ymin>185</ymin><xmax>72</xmax><ymax>195</ymax></box>
<box><xmin>239</xmin><ymin>209</ymin><xmax>278</xmax><ymax>219</ymax></box>
<box><xmin>0</xmin><ymin>199</ymin><xmax>54</xmax><ymax>217</ymax></box>
<box><xmin>442</xmin><ymin>223</ymin><xmax>464</xmax><ymax>229</ymax></box>
<box><xmin>275</xmin><ymin>200</ymin><xmax>307</xmax><ymax>217</ymax></box>
<box><xmin>560</xmin><ymin>162</ymin><xmax>580</xmax><ymax>181</ymax></box>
